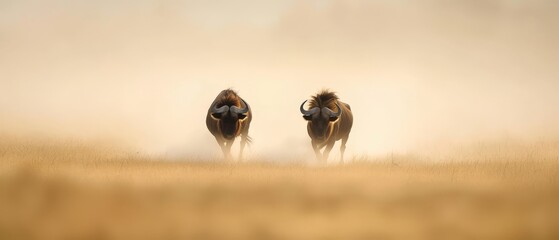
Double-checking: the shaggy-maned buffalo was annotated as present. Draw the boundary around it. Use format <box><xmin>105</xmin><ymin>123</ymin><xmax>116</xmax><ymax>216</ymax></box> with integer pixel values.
<box><xmin>300</xmin><ymin>90</ymin><xmax>353</xmax><ymax>163</ymax></box>
<box><xmin>206</xmin><ymin>89</ymin><xmax>252</xmax><ymax>160</ymax></box>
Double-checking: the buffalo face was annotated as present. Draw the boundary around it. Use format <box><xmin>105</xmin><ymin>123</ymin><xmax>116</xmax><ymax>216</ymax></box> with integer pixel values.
<box><xmin>211</xmin><ymin>99</ymin><xmax>249</xmax><ymax>140</ymax></box>
<box><xmin>300</xmin><ymin>100</ymin><xmax>341</xmax><ymax>141</ymax></box>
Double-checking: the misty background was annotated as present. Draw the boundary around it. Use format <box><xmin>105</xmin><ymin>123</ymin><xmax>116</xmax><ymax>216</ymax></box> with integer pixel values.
<box><xmin>1</xmin><ymin>0</ymin><xmax>558</xmax><ymax>160</ymax></box>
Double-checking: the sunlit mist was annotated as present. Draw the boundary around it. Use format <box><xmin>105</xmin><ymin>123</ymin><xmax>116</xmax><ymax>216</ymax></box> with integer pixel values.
<box><xmin>1</xmin><ymin>0</ymin><xmax>558</xmax><ymax>160</ymax></box>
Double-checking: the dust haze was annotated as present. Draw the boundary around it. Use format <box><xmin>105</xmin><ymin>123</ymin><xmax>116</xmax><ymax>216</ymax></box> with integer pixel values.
<box><xmin>1</xmin><ymin>0</ymin><xmax>559</xmax><ymax>160</ymax></box>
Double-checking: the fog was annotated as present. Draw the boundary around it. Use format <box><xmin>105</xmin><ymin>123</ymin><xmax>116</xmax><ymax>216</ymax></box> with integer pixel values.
<box><xmin>1</xmin><ymin>0</ymin><xmax>558</xmax><ymax>159</ymax></box>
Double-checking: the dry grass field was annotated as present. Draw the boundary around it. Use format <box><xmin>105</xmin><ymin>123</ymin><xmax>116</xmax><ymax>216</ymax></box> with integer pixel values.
<box><xmin>1</xmin><ymin>138</ymin><xmax>559</xmax><ymax>240</ymax></box>
<box><xmin>2</xmin><ymin>1</ymin><xmax>559</xmax><ymax>240</ymax></box>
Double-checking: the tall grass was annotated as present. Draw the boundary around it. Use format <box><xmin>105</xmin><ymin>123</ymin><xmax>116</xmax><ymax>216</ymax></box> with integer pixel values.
<box><xmin>1</xmin><ymin>138</ymin><xmax>559</xmax><ymax>240</ymax></box>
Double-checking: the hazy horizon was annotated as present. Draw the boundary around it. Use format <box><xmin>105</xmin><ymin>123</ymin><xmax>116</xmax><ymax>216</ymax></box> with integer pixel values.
<box><xmin>1</xmin><ymin>0</ymin><xmax>559</xmax><ymax>160</ymax></box>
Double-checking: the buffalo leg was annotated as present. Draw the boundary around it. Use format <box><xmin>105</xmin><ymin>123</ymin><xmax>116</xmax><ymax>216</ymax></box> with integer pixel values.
<box><xmin>215</xmin><ymin>137</ymin><xmax>227</xmax><ymax>159</ymax></box>
<box><xmin>311</xmin><ymin>140</ymin><xmax>322</xmax><ymax>162</ymax></box>
<box><xmin>223</xmin><ymin>140</ymin><xmax>234</xmax><ymax>160</ymax></box>
<box><xmin>239</xmin><ymin>135</ymin><xmax>248</xmax><ymax>161</ymax></box>
<box><xmin>340</xmin><ymin>136</ymin><xmax>349</xmax><ymax>164</ymax></box>
<box><xmin>322</xmin><ymin>141</ymin><xmax>336</xmax><ymax>164</ymax></box>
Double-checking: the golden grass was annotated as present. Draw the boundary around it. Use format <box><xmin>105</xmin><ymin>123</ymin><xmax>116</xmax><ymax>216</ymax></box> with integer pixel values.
<box><xmin>1</xmin><ymin>139</ymin><xmax>559</xmax><ymax>240</ymax></box>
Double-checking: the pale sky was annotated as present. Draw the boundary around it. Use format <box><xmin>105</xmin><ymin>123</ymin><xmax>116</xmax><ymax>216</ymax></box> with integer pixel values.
<box><xmin>1</xmin><ymin>0</ymin><xmax>558</xmax><ymax>160</ymax></box>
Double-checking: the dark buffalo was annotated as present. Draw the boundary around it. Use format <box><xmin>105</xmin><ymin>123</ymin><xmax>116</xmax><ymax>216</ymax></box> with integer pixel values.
<box><xmin>300</xmin><ymin>90</ymin><xmax>353</xmax><ymax>163</ymax></box>
<box><xmin>206</xmin><ymin>89</ymin><xmax>252</xmax><ymax>160</ymax></box>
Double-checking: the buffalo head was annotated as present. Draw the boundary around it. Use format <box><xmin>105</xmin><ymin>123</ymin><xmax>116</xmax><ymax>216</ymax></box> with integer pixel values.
<box><xmin>211</xmin><ymin>99</ymin><xmax>249</xmax><ymax>139</ymax></box>
<box><xmin>300</xmin><ymin>100</ymin><xmax>341</xmax><ymax>141</ymax></box>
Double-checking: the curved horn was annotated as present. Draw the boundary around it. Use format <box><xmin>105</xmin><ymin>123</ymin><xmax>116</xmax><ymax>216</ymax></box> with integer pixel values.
<box><xmin>230</xmin><ymin>98</ymin><xmax>249</xmax><ymax>114</ymax></box>
<box><xmin>322</xmin><ymin>102</ymin><xmax>342</xmax><ymax>117</ymax></box>
<box><xmin>212</xmin><ymin>104</ymin><xmax>229</xmax><ymax>114</ymax></box>
<box><xmin>300</xmin><ymin>100</ymin><xmax>319</xmax><ymax>115</ymax></box>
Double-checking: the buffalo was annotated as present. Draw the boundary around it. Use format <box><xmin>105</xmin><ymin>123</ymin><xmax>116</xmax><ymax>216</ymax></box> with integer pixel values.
<box><xmin>300</xmin><ymin>90</ymin><xmax>353</xmax><ymax>163</ymax></box>
<box><xmin>206</xmin><ymin>89</ymin><xmax>252</xmax><ymax>160</ymax></box>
